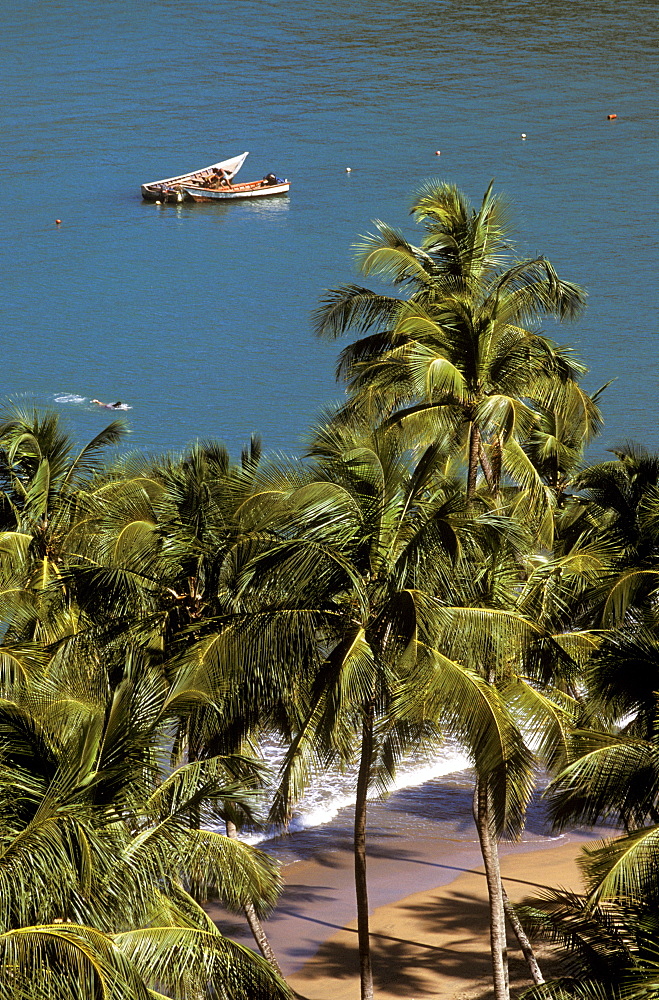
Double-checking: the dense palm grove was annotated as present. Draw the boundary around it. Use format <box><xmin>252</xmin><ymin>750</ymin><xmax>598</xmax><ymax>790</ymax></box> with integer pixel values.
<box><xmin>2</xmin><ymin>183</ymin><xmax>657</xmax><ymax>1000</ymax></box>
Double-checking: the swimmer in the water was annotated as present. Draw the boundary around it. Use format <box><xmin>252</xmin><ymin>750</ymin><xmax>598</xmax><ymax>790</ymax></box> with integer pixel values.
<box><xmin>91</xmin><ymin>399</ymin><xmax>125</xmax><ymax>410</ymax></box>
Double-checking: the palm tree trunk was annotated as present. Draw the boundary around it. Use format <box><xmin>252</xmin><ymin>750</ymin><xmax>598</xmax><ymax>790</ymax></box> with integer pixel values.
<box><xmin>475</xmin><ymin>778</ymin><xmax>509</xmax><ymax>1000</ymax></box>
<box><xmin>354</xmin><ymin>702</ymin><xmax>375</xmax><ymax>1000</ymax></box>
<box><xmin>501</xmin><ymin>886</ymin><xmax>545</xmax><ymax>985</ymax></box>
<box><xmin>467</xmin><ymin>422</ymin><xmax>481</xmax><ymax>499</ymax></box>
<box><xmin>226</xmin><ymin>819</ymin><xmax>284</xmax><ymax>976</ymax></box>
<box><xmin>491</xmin><ymin>434</ymin><xmax>503</xmax><ymax>495</ymax></box>
<box><xmin>478</xmin><ymin>441</ymin><xmax>497</xmax><ymax>493</ymax></box>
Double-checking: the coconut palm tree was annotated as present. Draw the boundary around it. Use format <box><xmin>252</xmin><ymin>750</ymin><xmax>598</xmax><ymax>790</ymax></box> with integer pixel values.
<box><xmin>552</xmin><ymin>445</ymin><xmax>659</xmax><ymax>629</ymax></box>
<box><xmin>0</xmin><ymin>405</ymin><xmax>126</xmax><ymax>589</ymax></box>
<box><xmin>314</xmin><ymin>182</ymin><xmax>599</xmax><ymax>516</ymax></box>
<box><xmin>0</xmin><ymin>405</ymin><xmax>129</xmax><ymax>662</ymax></box>
<box><xmin>0</xmin><ymin>633</ymin><xmax>291</xmax><ymax>1000</ymax></box>
<box><xmin>394</xmin><ymin>520</ymin><xmax>592</xmax><ymax>1000</ymax></box>
<box><xmin>518</xmin><ymin>874</ymin><xmax>659</xmax><ymax>1000</ymax></box>
<box><xmin>515</xmin><ymin>651</ymin><xmax>659</xmax><ymax>998</ymax></box>
<box><xmin>178</xmin><ymin>415</ymin><xmax>555</xmax><ymax>1000</ymax></box>
<box><xmin>46</xmin><ymin>435</ymin><xmax>293</xmax><ymax>971</ymax></box>
<box><xmin>511</xmin><ymin>511</ymin><xmax>659</xmax><ymax>1000</ymax></box>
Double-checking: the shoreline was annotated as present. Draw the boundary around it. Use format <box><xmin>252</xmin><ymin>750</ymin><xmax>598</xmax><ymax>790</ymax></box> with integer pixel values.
<box><xmin>208</xmin><ymin>772</ymin><xmax>601</xmax><ymax>994</ymax></box>
<box><xmin>210</xmin><ymin>825</ymin><xmax>593</xmax><ymax>992</ymax></box>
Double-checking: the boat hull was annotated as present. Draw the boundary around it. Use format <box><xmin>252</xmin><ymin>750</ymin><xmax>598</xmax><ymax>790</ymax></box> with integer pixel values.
<box><xmin>141</xmin><ymin>152</ymin><xmax>249</xmax><ymax>201</ymax></box>
<box><xmin>141</xmin><ymin>186</ymin><xmax>187</xmax><ymax>203</ymax></box>
<box><xmin>184</xmin><ymin>181</ymin><xmax>290</xmax><ymax>201</ymax></box>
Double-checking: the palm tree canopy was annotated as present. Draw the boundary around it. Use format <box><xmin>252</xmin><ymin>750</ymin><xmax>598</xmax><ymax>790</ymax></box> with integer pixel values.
<box><xmin>314</xmin><ymin>182</ymin><xmax>599</xmax><ymax>515</ymax></box>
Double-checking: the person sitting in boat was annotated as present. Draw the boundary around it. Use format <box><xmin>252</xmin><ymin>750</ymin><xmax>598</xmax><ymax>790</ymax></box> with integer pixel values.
<box><xmin>213</xmin><ymin>167</ymin><xmax>231</xmax><ymax>186</ymax></box>
<box><xmin>263</xmin><ymin>173</ymin><xmax>278</xmax><ymax>185</ymax></box>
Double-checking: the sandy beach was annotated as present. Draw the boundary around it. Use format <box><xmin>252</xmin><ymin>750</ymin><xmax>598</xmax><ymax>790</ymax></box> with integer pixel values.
<box><xmin>211</xmin><ymin>817</ymin><xmax>591</xmax><ymax>998</ymax></box>
<box><xmin>285</xmin><ymin>840</ymin><xmax>584</xmax><ymax>999</ymax></box>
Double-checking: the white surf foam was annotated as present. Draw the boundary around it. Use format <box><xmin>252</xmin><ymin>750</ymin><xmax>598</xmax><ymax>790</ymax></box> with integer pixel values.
<box><xmin>54</xmin><ymin>393</ymin><xmax>87</xmax><ymax>404</ymax></box>
<box><xmin>53</xmin><ymin>394</ymin><xmax>132</xmax><ymax>410</ymax></box>
<box><xmin>237</xmin><ymin>744</ymin><xmax>471</xmax><ymax>845</ymax></box>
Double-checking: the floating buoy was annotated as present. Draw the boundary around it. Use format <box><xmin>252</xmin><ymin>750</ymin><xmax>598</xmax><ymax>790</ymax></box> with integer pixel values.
<box><xmin>155</xmin><ymin>200</ymin><xmax>161</xmax><ymax>205</ymax></box>
<box><xmin>607</xmin><ymin>113</ymin><xmax>617</xmax><ymax>120</ymax></box>
<box><xmin>435</xmin><ymin>150</ymin><xmax>441</xmax><ymax>156</ymax></box>
<box><xmin>55</xmin><ymin>219</ymin><xmax>61</xmax><ymax>224</ymax></box>
<box><xmin>521</xmin><ymin>133</ymin><xmax>527</xmax><ymax>140</ymax></box>
<box><xmin>345</xmin><ymin>167</ymin><xmax>351</xmax><ymax>172</ymax></box>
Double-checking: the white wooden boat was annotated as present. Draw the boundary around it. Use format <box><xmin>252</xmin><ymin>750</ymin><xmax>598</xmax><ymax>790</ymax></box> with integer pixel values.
<box><xmin>184</xmin><ymin>177</ymin><xmax>290</xmax><ymax>202</ymax></box>
<box><xmin>141</xmin><ymin>151</ymin><xmax>249</xmax><ymax>202</ymax></box>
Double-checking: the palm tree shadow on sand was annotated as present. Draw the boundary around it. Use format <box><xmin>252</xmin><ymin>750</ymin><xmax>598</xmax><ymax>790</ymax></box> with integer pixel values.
<box><xmin>288</xmin><ymin>875</ymin><xmax>568</xmax><ymax>1000</ymax></box>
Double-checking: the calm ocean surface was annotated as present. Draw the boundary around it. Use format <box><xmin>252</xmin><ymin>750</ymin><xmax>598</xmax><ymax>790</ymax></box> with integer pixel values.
<box><xmin>1</xmin><ymin>2</ymin><xmax>656</xmax><ymax>852</ymax></box>
<box><xmin>2</xmin><ymin>0</ymin><xmax>657</xmax><ymax>460</ymax></box>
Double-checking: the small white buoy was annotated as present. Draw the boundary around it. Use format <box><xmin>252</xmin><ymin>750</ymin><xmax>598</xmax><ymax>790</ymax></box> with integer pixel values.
<box><xmin>345</xmin><ymin>167</ymin><xmax>352</xmax><ymax>172</ymax></box>
<box><xmin>155</xmin><ymin>200</ymin><xmax>161</xmax><ymax>205</ymax></box>
<box><xmin>521</xmin><ymin>133</ymin><xmax>527</xmax><ymax>140</ymax></box>
<box><xmin>435</xmin><ymin>150</ymin><xmax>441</xmax><ymax>156</ymax></box>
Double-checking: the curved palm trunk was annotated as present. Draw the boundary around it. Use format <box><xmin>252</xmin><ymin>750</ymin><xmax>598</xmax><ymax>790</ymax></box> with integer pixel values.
<box><xmin>478</xmin><ymin>441</ymin><xmax>497</xmax><ymax>494</ymax></box>
<box><xmin>467</xmin><ymin>422</ymin><xmax>481</xmax><ymax>499</ymax></box>
<box><xmin>226</xmin><ymin>819</ymin><xmax>284</xmax><ymax>976</ymax></box>
<box><xmin>490</xmin><ymin>434</ymin><xmax>503</xmax><ymax>496</ymax></box>
<box><xmin>475</xmin><ymin>778</ymin><xmax>509</xmax><ymax>1000</ymax></box>
<box><xmin>354</xmin><ymin>702</ymin><xmax>375</xmax><ymax>1000</ymax></box>
<box><xmin>501</xmin><ymin>886</ymin><xmax>545</xmax><ymax>985</ymax></box>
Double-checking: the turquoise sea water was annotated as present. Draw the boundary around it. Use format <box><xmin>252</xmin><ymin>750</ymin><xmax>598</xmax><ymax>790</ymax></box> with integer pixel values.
<box><xmin>2</xmin><ymin>0</ymin><xmax>657</xmax><ymax>458</ymax></box>
<box><xmin>2</xmin><ymin>2</ymin><xmax>651</xmax><ymax>968</ymax></box>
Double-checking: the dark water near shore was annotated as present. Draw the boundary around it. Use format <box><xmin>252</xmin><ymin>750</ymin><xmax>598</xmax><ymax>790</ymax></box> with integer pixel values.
<box><xmin>260</xmin><ymin>769</ymin><xmax>566</xmax><ymax>868</ymax></box>
<box><xmin>2</xmin><ymin>1</ymin><xmax>657</xmax><ymax>459</ymax></box>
